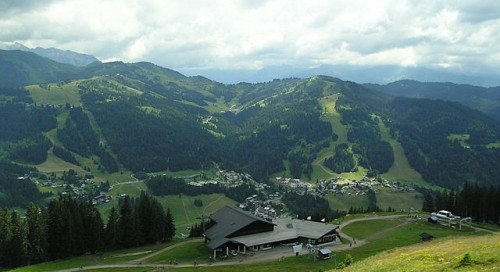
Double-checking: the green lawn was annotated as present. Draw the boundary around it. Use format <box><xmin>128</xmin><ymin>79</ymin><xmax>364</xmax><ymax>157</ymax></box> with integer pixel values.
<box><xmin>9</xmin><ymin>241</ymin><xmax>178</xmax><ymax>272</ymax></box>
<box><xmin>341</xmin><ymin>218</ymin><xmax>406</xmax><ymax>239</ymax></box>
<box><xmin>376</xmin><ymin>190</ymin><xmax>423</xmax><ymax>212</ymax></box>
<box><xmin>82</xmin><ymin>269</ymin><xmax>151</xmax><ymax>272</ymax></box>
<box><xmin>326</xmin><ymin>194</ymin><xmax>369</xmax><ymax>212</ymax></box>
<box><xmin>146</xmin><ymin>240</ymin><xmax>211</xmax><ymax>264</ymax></box>
<box><xmin>342</xmin><ymin>217</ymin><xmax>482</xmax><ymax>261</ymax></box>
<box><xmin>26</xmin><ymin>81</ymin><xmax>81</xmax><ymax>106</ymax></box>
<box><xmin>343</xmin><ymin>234</ymin><xmax>500</xmax><ymax>272</ymax></box>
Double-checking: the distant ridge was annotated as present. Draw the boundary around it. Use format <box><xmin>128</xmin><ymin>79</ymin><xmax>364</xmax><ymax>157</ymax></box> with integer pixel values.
<box><xmin>365</xmin><ymin>80</ymin><xmax>500</xmax><ymax>121</ymax></box>
<box><xmin>0</xmin><ymin>49</ymin><xmax>78</xmax><ymax>88</ymax></box>
<box><xmin>3</xmin><ymin>42</ymin><xmax>100</xmax><ymax>67</ymax></box>
<box><xmin>180</xmin><ymin>64</ymin><xmax>500</xmax><ymax>87</ymax></box>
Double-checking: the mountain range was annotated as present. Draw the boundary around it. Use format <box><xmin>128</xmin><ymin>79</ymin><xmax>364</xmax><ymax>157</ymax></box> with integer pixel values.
<box><xmin>180</xmin><ymin>64</ymin><xmax>500</xmax><ymax>87</ymax></box>
<box><xmin>1</xmin><ymin>49</ymin><xmax>500</xmax><ymax>192</ymax></box>
<box><xmin>1</xmin><ymin>42</ymin><xmax>100</xmax><ymax>67</ymax></box>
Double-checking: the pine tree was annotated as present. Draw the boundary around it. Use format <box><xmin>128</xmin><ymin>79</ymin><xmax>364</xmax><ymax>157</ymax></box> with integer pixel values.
<box><xmin>105</xmin><ymin>206</ymin><xmax>119</xmax><ymax>250</ymax></box>
<box><xmin>25</xmin><ymin>202</ymin><xmax>48</xmax><ymax>264</ymax></box>
<box><xmin>165</xmin><ymin>208</ymin><xmax>175</xmax><ymax>241</ymax></box>
<box><xmin>422</xmin><ymin>191</ymin><xmax>435</xmax><ymax>212</ymax></box>
<box><xmin>118</xmin><ymin>196</ymin><xmax>141</xmax><ymax>248</ymax></box>
<box><xmin>0</xmin><ymin>208</ymin><xmax>12</xmax><ymax>267</ymax></box>
<box><xmin>135</xmin><ymin>193</ymin><xmax>154</xmax><ymax>243</ymax></box>
<box><xmin>81</xmin><ymin>201</ymin><xmax>103</xmax><ymax>253</ymax></box>
<box><xmin>7</xmin><ymin>211</ymin><xmax>29</xmax><ymax>267</ymax></box>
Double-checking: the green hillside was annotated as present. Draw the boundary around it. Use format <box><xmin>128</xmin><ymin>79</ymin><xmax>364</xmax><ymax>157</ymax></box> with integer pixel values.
<box><xmin>367</xmin><ymin>80</ymin><xmax>500</xmax><ymax>121</ymax></box>
<box><xmin>341</xmin><ymin>234</ymin><xmax>500</xmax><ymax>272</ymax></box>
<box><xmin>0</xmin><ymin>49</ymin><xmax>79</xmax><ymax>88</ymax></box>
<box><xmin>1</xmin><ymin>50</ymin><xmax>500</xmax><ymax>207</ymax></box>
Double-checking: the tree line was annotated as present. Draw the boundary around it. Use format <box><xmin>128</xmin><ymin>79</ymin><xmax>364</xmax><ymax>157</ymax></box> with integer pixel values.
<box><xmin>0</xmin><ymin>103</ymin><xmax>57</xmax><ymax>164</ymax></box>
<box><xmin>0</xmin><ymin>160</ymin><xmax>44</xmax><ymax>207</ymax></box>
<box><xmin>57</xmin><ymin>107</ymin><xmax>118</xmax><ymax>173</ymax></box>
<box><xmin>281</xmin><ymin>191</ymin><xmax>345</xmax><ymax>222</ymax></box>
<box><xmin>324</xmin><ymin>143</ymin><xmax>357</xmax><ymax>173</ymax></box>
<box><xmin>421</xmin><ymin>182</ymin><xmax>500</xmax><ymax>223</ymax></box>
<box><xmin>0</xmin><ymin>193</ymin><xmax>175</xmax><ymax>269</ymax></box>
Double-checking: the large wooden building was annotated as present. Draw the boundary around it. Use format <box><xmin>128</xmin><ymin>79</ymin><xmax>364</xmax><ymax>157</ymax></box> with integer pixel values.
<box><xmin>204</xmin><ymin>206</ymin><xmax>339</xmax><ymax>258</ymax></box>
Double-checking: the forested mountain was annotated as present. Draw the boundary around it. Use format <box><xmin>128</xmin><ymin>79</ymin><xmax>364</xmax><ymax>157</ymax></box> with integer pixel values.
<box><xmin>1</xmin><ymin>50</ymin><xmax>500</xmax><ymax>197</ymax></box>
<box><xmin>0</xmin><ymin>50</ymin><xmax>80</xmax><ymax>89</ymax></box>
<box><xmin>366</xmin><ymin>80</ymin><xmax>500</xmax><ymax>121</ymax></box>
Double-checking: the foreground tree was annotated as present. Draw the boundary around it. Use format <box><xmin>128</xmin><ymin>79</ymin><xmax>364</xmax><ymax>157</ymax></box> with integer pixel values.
<box><xmin>25</xmin><ymin>203</ymin><xmax>48</xmax><ymax>264</ymax></box>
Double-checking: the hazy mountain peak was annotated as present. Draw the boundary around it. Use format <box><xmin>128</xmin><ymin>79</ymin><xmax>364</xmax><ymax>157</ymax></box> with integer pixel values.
<box><xmin>1</xmin><ymin>42</ymin><xmax>100</xmax><ymax>67</ymax></box>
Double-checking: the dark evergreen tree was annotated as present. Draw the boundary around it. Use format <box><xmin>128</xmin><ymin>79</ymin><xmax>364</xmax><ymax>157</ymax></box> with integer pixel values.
<box><xmin>104</xmin><ymin>207</ymin><xmax>119</xmax><ymax>250</ymax></box>
<box><xmin>366</xmin><ymin>189</ymin><xmax>379</xmax><ymax>212</ymax></box>
<box><xmin>422</xmin><ymin>191</ymin><xmax>435</xmax><ymax>212</ymax></box>
<box><xmin>7</xmin><ymin>211</ymin><xmax>28</xmax><ymax>267</ymax></box>
<box><xmin>80</xmin><ymin>201</ymin><xmax>103</xmax><ymax>254</ymax></box>
<box><xmin>25</xmin><ymin>203</ymin><xmax>48</xmax><ymax>264</ymax></box>
<box><xmin>118</xmin><ymin>196</ymin><xmax>142</xmax><ymax>248</ymax></box>
<box><xmin>0</xmin><ymin>209</ymin><xmax>12</xmax><ymax>267</ymax></box>
<box><xmin>47</xmin><ymin>198</ymin><xmax>70</xmax><ymax>259</ymax></box>
<box><xmin>165</xmin><ymin>208</ymin><xmax>175</xmax><ymax>242</ymax></box>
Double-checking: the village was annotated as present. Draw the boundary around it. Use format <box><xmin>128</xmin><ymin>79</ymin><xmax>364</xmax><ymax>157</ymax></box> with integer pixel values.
<box><xmin>18</xmin><ymin>171</ymin><xmax>112</xmax><ymax>205</ymax></box>
<box><xmin>187</xmin><ymin>169</ymin><xmax>420</xmax><ymax>220</ymax></box>
<box><xmin>19</xmin><ymin>167</ymin><xmax>419</xmax><ymax>219</ymax></box>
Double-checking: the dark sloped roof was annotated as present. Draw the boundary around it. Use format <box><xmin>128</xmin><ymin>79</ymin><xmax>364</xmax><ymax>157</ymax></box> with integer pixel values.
<box><xmin>230</xmin><ymin>218</ymin><xmax>338</xmax><ymax>247</ymax></box>
<box><xmin>204</xmin><ymin>206</ymin><xmax>274</xmax><ymax>249</ymax></box>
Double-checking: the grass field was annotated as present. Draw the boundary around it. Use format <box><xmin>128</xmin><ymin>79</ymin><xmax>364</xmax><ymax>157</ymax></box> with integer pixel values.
<box><xmin>342</xmin><ymin>234</ymin><xmax>500</xmax><ymax>272</ymax></box>
<box><xmin>325</xmin><ymin>188</ymin><xmax>423</xmax><ymax>213</ymax></box>
<box><xmin>146</xmin><ymin>240</ymin><xmax>211</xmax><ymax>264</ymax></box>
<box><xmin>376</xmin><ymin>190</ymin><xmax>423</xmax><ymax>212</ymax></box>
<box><xmin>341</xmin><ymin>217</ymin><xmax>482</xmax><ymax>261</ymax></box>
<box><xmin>326</xmin><ymin>193</ymin><xmax>369</xmax><ymax>212</ymax></box>
<box><xmin>9</xmin><ymin>242</ymin><xmax>177</xmax><ymax>272</ymax></box>
<box><xmin>26</xmin><ymin>81</ymin><xmax>81</xmax><ymax>106</ymax></box>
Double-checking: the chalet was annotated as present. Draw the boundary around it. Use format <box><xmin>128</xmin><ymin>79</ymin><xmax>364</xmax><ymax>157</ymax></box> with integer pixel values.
<box><xmin>204</xmin><ymin>206</ymin><xmax>339</xmax><ymax>259</ymax></box>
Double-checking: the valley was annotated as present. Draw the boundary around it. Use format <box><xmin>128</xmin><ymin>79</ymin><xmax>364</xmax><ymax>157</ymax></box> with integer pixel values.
<box><xmin>0</xmin><ymin>50</ymin><xmax>499</xmax><ymax>270</ymax></box>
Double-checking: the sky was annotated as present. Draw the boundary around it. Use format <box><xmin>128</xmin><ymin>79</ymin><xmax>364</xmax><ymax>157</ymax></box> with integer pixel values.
<box><xmin>1</xmin><ymin>0</ymin><xmax>500</xmax><ymax>77</ymax></box>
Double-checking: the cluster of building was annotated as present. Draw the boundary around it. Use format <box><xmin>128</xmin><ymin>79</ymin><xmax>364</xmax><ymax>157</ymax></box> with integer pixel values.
<box><xmin>275</xmin><ymin>177</ymin><xmax>312</xmax><ymax>195</ymax></box>
<box><xmin>188</xmin><ymin>170</ymin><xmax>269</xmax><ymax>190</ymax></box>
<box><xmin>312</xmin><ymin>176</ymin><xmax>418</xmax><ymax>196</ymax></box>
<box><xmin>239</xmin><ymin>194</ymin><xmax>282</xmax><ymax>219</ymax></box>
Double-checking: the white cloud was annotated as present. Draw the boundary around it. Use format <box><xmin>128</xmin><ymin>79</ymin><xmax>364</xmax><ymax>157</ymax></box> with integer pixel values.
<box><xmin>0</xmin><ymin>0</ymin><xmax>499</xmax><ymax>75</ymax></box>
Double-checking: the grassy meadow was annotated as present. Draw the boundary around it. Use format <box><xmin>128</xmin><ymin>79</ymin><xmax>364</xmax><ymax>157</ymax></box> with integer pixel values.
<box><xmin>342</xmin><ymin>234</ymin><xmax>500</xmax><ymax>272</ymax></box>
<box><xmin>26</xmin><ymin>81</ymin><xmax>82</xmax><ymax>106</ymax></box>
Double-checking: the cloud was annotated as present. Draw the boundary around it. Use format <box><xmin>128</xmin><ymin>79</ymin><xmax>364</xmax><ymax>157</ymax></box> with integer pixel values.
<box><xmin>0</xmin><ymin>0</ymin><xmax>59</xmax><ymax>16</ymax></box>
<box><xmin>0</xmin><ymin>0</ymin><xmax>499</xmax><ymax>75</ymax></box>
